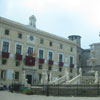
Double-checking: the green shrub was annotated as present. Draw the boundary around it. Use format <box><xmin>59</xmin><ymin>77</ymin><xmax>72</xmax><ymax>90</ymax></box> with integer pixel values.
<box><xmin>24</xmin><ymin>89</ymin><xmax>33</xmax><ymax>95</ymax></box>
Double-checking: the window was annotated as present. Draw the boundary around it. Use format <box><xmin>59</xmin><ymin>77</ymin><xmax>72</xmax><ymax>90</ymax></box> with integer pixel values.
<box><xmin>5</xmin><ymin>29</ymin><xmax>9</xmax><ymax>35</ymax></box>
<box><xmin>48</xmin><ymin>66</ymin><xmax>52</xmax><ymax>71</ymax></box>
<box><xmin>70</xmin><ymin>69</ymin><xmax>72</xmax><ymax>73</ymax></box>
<box><xmin>49</xmin><ymin>41</ymin><xmax>52</xmax><ymax>46</ymax></box>
<box><xmin>2</xmin><ymin>41</ymin><xmax>9</xmax><ymax>52</ymax></box>
<box><xmin>59</xmin><ymin>67</ymin><xmax>62</xmax><ymax>72</ymax></box>
<box><xmin>28</xmin><ymin>47</ymin><xmax>33</xmax><ymax>56</ymax></box>
<box><xmin>39</xmin><ymin>73</ymin><xmax>42</xmax><ymax>81</ymax></box>
<box><xmin>39</xmin><ymin>49</ymin><xmax>44</xmax><ymax>59</ymax></box>
<box><xmin>70</xmin><ymin>56</ymin><xmax>73</xmax><ymax>64</ymax></box>
<box><xmin>39</xmin><ymin>64</ymin><xmax>42</xmax><ymax>69</ymax></box>
<box><xmin>16</xmin><ymin>61</ymin><xmax>20</xmax><ymax>66</ymax></box>
<box><xmin>16</xmin><ymin>44</ymin><xmax>22</xmax><ymax>54</ymax></box>
<box><xmin>40</xmin><ymin>39</ymin><xmax>44</xmax><ymax>44</ymax></box>
<box><xmin>15</xmin><ymin>72</ymin><xmax>19</xmax><ymax>80</ymax></box>
<box><xmin>1</xmin><ymin>70</ymin><xmax>6</xmax><ymax>79</ymax></box>
<box><xmin>60</xmin><ymin>44</ymin><xmax>63</xmax><ymax>49</ymax></box>
<box><xmin>48</xmin><ymin>51</ymin><xmax>53</xmax><ymax>60</ymax></box>
<box><xmin>75</xmin><ymin>36</ymin><xmax>77</xmax><ymax>39</ymax></box>
<box><xmin>70</xmin><ymin>47</ymin><xmax>73</xmax><ymax>52</ymax></box>
<box><xmin>83</xmin><ymin>71</ymin><xmax>85</xmax><ymax>74</ymax></box>
<box><xmin>18</xmin><ymin>33</ymin><xmax>22</xmax><ymax>39</ymax></box>
<box><xmin>59</xmin><ymin>54</ymin><xmax>63</xmax><ymax>62</ymax></box>
<box><xmin>79</xmin><ymin>55</ymin><xmax>81</xmax><ymax>61</ymax></box>
<box><xmin>2</xmin><ymin>59</ymin><xmax>7</xmax><ymax>65</ymax></box>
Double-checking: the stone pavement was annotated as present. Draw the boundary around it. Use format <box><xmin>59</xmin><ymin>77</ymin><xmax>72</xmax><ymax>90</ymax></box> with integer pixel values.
<box><xmin>0</xmin><ymin>91</ymin><xmax>100</xmax><ymax>100</ymax></box>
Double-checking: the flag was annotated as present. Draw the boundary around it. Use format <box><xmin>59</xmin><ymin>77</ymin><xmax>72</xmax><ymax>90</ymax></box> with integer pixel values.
<box><xmin>33</xmin><ymin>48</ymin><xmax>36</xmax><ymax>57</ymax></box>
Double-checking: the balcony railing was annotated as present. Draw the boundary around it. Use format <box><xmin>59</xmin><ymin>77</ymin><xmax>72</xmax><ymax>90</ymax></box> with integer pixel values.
<box><xmin>2</xmin><ymin>52</ymin><xmax>9</xmax><ymax>58</ymax></box>
<box><xmin>48</xmin><ymin>60</ymin><xmax>54</xmax><ymax>65</ymax></box>
<box><xmin>39</xmin><ymin>58</ymin><xmax>45</xmax><ymax>64</ymax></box>
<box><xmin>15</xmin><ymin>54</ymin><xmax>22</xmax><ymax>60</ymax></box>
<box><xmin>59</xmin><ymin>62</ymin><xmax>64</xmax><ymax>67</ymax></box>
<box><xmin>25</xmin><ymin>56</ymin><xmax>35</xmax><ymax>66</ymax></box>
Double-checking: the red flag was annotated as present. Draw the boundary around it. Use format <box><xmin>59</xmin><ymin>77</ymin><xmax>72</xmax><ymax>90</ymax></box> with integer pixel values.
<box><xmin>33</xmin><ymin>49</ymin><xmax>36</xmax><ymax>57</ymax></box>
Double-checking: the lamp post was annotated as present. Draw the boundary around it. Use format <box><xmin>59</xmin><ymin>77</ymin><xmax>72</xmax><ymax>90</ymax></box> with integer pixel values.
<box><xmin>46</xmin><ymin>70</ymin><xmax>50</xmax><ymax>96</ymax></box>
<box><xmin>11</xmin><ymin>72</ymin><xmax>14</xmax><ymax>93</ymax></box>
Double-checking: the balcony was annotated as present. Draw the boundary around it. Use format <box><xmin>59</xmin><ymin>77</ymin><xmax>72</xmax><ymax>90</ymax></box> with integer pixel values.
<box><xmin>48</xmin><ymin>60</ymin><xmax>54</xmax><ymax>65</ymax></box>
<box><xmin>2</xmin><ymin>52</ymin><xmax>9</xmax><ymax>58</ymax></box>
<box><xmin>39</xmin><ymin>58</ymin><xmax>44</xmax><ymax>64</ymax></box>
<box><xmin>59</xmin><ymin>62</ymin><xmax>64</xmax><ymax>67</ymax></box>
<box><xmin>70</xmin><ymin>64</ymin><xmax>74</xmax><ymax>68</ymax></box>
<box><xmin>15</xmin><ymin>54</ymin><xmax>22</xmax><ymax>61</ymax></box>
<box><xmin>25</xmin><ymin>56</ymin><xmax>35</xmax><ymax>66</ymax></box>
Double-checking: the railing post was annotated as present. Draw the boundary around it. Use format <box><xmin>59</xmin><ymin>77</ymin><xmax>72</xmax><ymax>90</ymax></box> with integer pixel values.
<box><xmin>77</xmin><ymin>84</ymin><xmax>78</xmax><ymax>96</ymax></box>
<box><xmin>46</xmin><ymin>84</ymin><xmax>49</xmax><ymax>96</ymax></box>
<box><xmin>98</xmin><ymin>83</ymin><xmax>99</xmax><ymax>96</ymax></box>
<box><xmin>58</xmin><ymin>84</ymin><xmax>59</xmax><ymax>96</ymax></box>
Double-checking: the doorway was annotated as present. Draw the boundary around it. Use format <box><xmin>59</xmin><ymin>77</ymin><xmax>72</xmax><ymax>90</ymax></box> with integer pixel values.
<box><xmin>26</xmin><ymin>75</ymin><xmax>32</xmax><ymax>84</ymax></box>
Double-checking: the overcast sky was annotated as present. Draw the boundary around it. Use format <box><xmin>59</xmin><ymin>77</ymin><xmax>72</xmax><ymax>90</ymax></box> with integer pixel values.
<box><xmin>0</xmin><ymin>0</ymin><xmax>100</xmax><ymax>49</ymax></box>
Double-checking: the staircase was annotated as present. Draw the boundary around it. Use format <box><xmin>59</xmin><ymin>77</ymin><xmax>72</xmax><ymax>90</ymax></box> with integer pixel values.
<box><xmin>49</xmin><ymin>75</ymin><xmax>67</xmax><ymax>85</ymax></box>
<box><xmin>49</xmin><ymin>74</ymin><xmax>81</xmax><ymax>85</ymax></box>
<box><xmin>63</xmin><ymin>74</ymin><xmax>81</xmax><ymax>84</ymax></box>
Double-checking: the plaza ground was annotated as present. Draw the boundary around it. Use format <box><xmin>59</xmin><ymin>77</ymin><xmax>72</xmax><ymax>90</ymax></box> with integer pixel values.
<box><xmin>0</xmin><ymin>91</ymin><xmax>100</xmax><ymax>100</ymax></box>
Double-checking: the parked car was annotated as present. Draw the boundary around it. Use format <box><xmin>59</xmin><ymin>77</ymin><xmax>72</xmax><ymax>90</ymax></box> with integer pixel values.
<box><xmin>0</xmin><ymin>83</ymin><xmax>4</xmax><ymax>90</ymax></box>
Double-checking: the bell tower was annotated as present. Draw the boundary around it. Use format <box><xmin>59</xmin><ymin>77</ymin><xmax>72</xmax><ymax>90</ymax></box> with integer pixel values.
<box><xmin>29</xmin><ymin>15</ymin><xmax>36</xmax><ymax>28</ymax></box>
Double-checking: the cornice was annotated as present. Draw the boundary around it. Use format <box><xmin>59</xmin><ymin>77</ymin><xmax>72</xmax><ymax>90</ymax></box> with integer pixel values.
<box><xmin>0</xmin><ymin>17</ymin><xmax>77</xmax><ymax>46</ymax></box>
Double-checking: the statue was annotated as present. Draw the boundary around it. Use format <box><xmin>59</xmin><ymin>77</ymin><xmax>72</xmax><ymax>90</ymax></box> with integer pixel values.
<box><xmin>29</xmin><ymin>15</ymin><xmax>36</xmax><ymax>28</ymax></box>
<box><xmin>65</xmin><ymin>68</ymin><xmax>69</xmax><ymax>81</ymax></box>
<box><xmin>42</xmin><ymin>71</ymin><xmax>48</xmax><ymax>84</ymax></box>
<box><xmin>95</xmin><ymin>71</ymin><xmax>99</xmax><ymax>84</ymax></box>
<box><xmin>22</xmin><ymin>70</ymin><xmax>26</xmax><ymax>85</ymax></box>
<box><xmin>22</xmin><ymin>70</ymin><xmax>28</xmax><ymax>87</ymax></box>
<box><xmin>79</xmin><ymin>67</ymin><xmax>82</xmax><ymax>76</ymax></box>
<box><xmin>49</xmin><ymin>72</ymin><xmax>52</xmax><ymax>82</ymax></box>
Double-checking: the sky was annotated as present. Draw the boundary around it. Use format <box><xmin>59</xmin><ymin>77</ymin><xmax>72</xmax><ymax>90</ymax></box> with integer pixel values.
<box><xmin>0</xmin><ymin>0</ymin><xmax>100</xmax><ymax>49</ymax></box>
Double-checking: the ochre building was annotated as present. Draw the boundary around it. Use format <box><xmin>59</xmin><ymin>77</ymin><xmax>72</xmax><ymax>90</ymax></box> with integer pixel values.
<box><xmin>0</xmin><ymin>15</ymin><xmax>77</xmax><ymax>85</ymax></box>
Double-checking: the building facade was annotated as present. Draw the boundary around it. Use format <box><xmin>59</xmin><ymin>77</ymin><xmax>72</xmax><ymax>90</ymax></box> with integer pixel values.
<box><xmin>0</xmin><ymin>16</ymin><xmax>78</xmax><ymax>85</ymax></box>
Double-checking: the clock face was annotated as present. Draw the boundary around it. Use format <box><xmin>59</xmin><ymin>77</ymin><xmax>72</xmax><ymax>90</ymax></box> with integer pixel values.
<box><xmin>30</xmin><ymin>36</ymin><xmax>34</xmax><ymax>41</ymax></box>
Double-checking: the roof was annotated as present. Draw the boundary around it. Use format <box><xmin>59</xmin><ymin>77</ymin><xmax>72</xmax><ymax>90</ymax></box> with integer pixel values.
<box><xmin>68</xmin><ymin>35</ymin><xmax>81</xmax><ymax>38</ymax></box>
<box><xmin>0</xmin><ymin>17</ymin><xmax>77</xmax><ymax>46</ymax></box>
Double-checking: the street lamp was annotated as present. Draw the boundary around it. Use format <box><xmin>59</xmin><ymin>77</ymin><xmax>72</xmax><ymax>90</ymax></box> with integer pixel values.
<box><xmin>47</xmin><ymin>70</ymin><xmax>50</xmax><ymax>83</ymax></box>
<box><xmin>46</xmin><ymin>70</ymin><xmax>50</xmax><ymax>96</ymax></box>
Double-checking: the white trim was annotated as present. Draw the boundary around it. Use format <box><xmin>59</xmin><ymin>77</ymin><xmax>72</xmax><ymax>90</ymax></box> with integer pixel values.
<box><xmin>47</xmin><ymin>50</ymin><xmax>54</xmax><ymax>60</ymax></box>
<box><xmin>58</xmin><ymin>52</ymin><xmax>64</xmax><ymax>62</ymax></box>
<box><xmin>1</xmin><ymin>38</ymin><xmax>11</xmax><ymax>52</ymax></box>
<box><xmin>38</xmin><ymin>48</ymin><xmax>44</xmax><ymax>59</ymax></box>
<box><xmin>15</xmin><ymin>42</ymin><xmax>23</xmax><ymax>55</ymax></box>
<box><xmin>65</xmin><ymin>56</ymin><xmax>67</xmax><ymax>63</ymax></box>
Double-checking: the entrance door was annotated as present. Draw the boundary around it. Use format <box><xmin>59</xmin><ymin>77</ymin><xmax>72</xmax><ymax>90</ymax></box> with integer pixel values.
<box><xmin>26</xmin><ymin>75</ymin><xmax>32</xmax><ymax>84</ymax></box>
